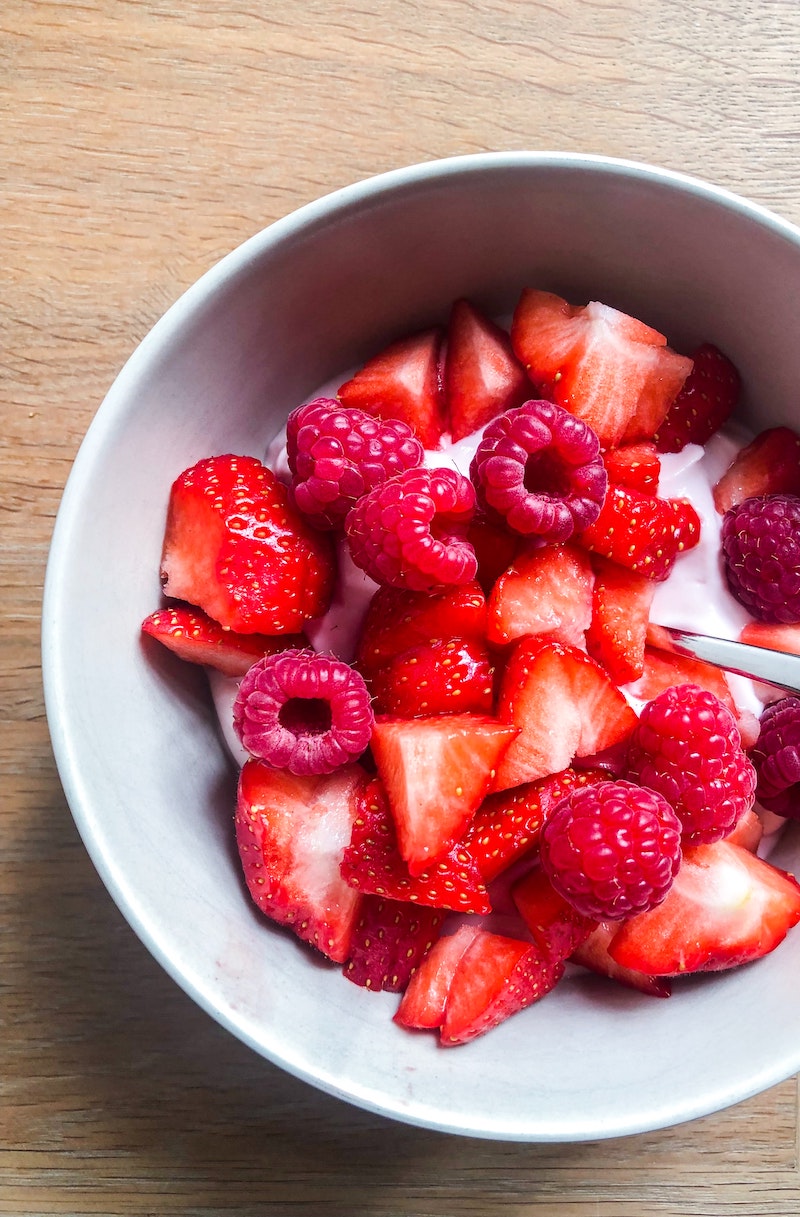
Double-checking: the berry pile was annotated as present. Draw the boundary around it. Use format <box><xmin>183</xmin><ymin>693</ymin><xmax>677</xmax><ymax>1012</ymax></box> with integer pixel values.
<box><xmin>141</xmin><ymin>288</ymin><xmax>800</xmax><ymax>1047</ymax></box>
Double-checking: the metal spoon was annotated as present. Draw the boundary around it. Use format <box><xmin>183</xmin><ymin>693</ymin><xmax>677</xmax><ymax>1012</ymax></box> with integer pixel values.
<box><xmin>650</xmin><ymin>625</ymin><xmax>800</xmax><ymax>696</ymax></box>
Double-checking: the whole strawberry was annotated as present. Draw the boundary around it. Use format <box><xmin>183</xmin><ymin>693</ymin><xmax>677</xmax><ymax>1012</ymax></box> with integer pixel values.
<box><xmin>160</xmin><ymin>454</ymin><xmax>334</xmax><ymax>634</ymax></box>
<box><xmin>626</xmin><ymin>683</ymin><xmax>756</xmax><ymax>844</ymax></box>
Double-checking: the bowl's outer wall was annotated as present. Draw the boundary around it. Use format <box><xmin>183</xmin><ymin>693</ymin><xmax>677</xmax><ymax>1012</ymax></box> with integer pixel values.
<box><xmin>43</xmin><ymin>155</ymin><xmax>800</xmax><ymax>1140</ymax></box>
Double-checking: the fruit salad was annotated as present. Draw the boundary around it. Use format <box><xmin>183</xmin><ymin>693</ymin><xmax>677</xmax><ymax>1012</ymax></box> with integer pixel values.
<box><xmin>141</xmin><ymin>289</ymin><xmax>800</xmax><ymax>1047</ymax></box>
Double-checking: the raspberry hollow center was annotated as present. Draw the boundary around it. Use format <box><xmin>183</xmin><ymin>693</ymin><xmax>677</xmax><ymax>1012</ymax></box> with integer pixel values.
<box><xmin>278</xmin><ymin>697</ymin><xmax>333</xmax><ymax>736</ymax></box>
<box><xmin>524</xmin><ymin>450</ymin><xmax>572</xmax><ymax>498</ymax></box>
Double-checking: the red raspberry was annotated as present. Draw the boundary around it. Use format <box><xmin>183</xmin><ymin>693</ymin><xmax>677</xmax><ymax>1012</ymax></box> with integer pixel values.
<box><xmin>721</xmin><ymin>494</ymin><xmax>800</xmax><ymax>623</ymax></box>
<box><xmin>540</xmin><ymin>780</ymin><xmax>682</xmax><ymax>920</ymax></box>
<box><xmin>750</xmin><ymin>696</ymin><xmax>800</xmax><ymax>819</ymax></box>
<box><xmin>286</xmin><ymin>398</ymin><xmax>423</xmax><ymax>529</ymax></box>
<box><xmin>469</xmin><ymin>399</ymin><xmax>607</xmax><ymax>541</ymax></box>
<box><xmin>345</xmin><ymin>466</ymin><xmax>477</xmax><ymax>591</ymax></box>
<box><xmin>233</xmin><ymin>649</ymin><xmax>374</xmax><ymax>774</ymax></box>
<box><xmin>625</xmin><ymin>683</ymin><xmax>757</xmax><ymax>844</ymax></box>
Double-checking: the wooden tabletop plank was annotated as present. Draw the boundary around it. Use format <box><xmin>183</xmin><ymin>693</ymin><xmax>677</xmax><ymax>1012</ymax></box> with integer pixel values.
<box><xmin>4</xmin><ymin>1</ymin><xmax>800</xmax><ymax>1212</ymax></box>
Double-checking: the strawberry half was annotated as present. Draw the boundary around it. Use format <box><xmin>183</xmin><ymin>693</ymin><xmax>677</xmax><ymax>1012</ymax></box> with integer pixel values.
<box><xmin>342</xmin><ymin>896</ymin><xmax>444</xmax><ymax>992</ymax></box>
<box><xmin>463</xmin><ymin>766</ymin><xmax>606</xmax><ymax>883</ymax></box>
<box><xmin>510</xmin><ymin>289</ymin><xmax>692</xmax><ymax>448</ymax></box>
<box><xmin>141</xmin><ymin>605</ymin><xmax>304</xmax><ymax>677</ymax></box>
<box><xmin>577</xmin><ymin>485</ymin><xmax>701</xmax><ymax>581</ymax></box>
<box><xmin>355</xmin><ymin>582</ymin><xmax>487</xmax><ymax>679</ymax></box>
<box><xmin>370</xmin><ymin>713</ymin><xmax>519</xmax><ymax>876</ymax></box>
<box><xmin>712</xmin><ymin>426</ymin><xmax>800</xmax><ymax>514</ymax></box>
<box><xmin>160</xmin><ymin>454</ymin><xmax>334</xmax><ymax>634</ymax></box>
<box><xmin>394</xmin><ymin>925</ymin><xmax>480</xmax><ymax>1029</ymax></box>
<box><xmin>512</xmin><ymin>866</ymin><xmax>596</xmax><ymax>963</ymax></box>
<box><xmin>367</xmin><ymin>636</ymin><xmax>495</xmax><ymax>718</ymax></box>
<box><xmin>338</xmin><ymin>328</ymin><xmax>446</xmax><ymax>449</ymax></box>
<box><xmin>340</xmin><ymin>777</ymin><xmax>491</xmax><ymax>914</ymax></box>
<box><xmin>444</xmin><ymin>298</ymin><xmax>530</xmax><ymax>441</ymax></box>
<box><xmin>570</xmin><ymin>921</ymin><xmax>671</xmax><ymax>998</ymax></box>
<box><xmin>608</xmin><ymin>840</ymin><xmax>800</xmax><ymax>975</ymax></box>
<box><xmin>740</xmin><ymin>621</ymin><xmax>800</xmax><ymax>656</ymax></box>
<box><xmin>654</xmin><ymin>343</ymin><xmax>740</xmax><ymax>453</ymax></box>
<box><xmin>584</xmin><ymin>557</ymin><xmax>657</xmax><ymax>684</ymax></box>
<box><xmin>601</xmin><ymin>442</ymin><xmax>661</xmax><ymax>495</ymax></box>
<box><xmin>486</xmin><ymin>543</ymin><xmax>594</xmax><ymax>649</ymax></box>
<box><xmin>494</xmin><ymin>637</ymin><xmax>638</xmax><ymax>790</ymax></box>
<box><xmin>440</xmin><ymin>930</ymin><xmax>562</xmax><ymax>1045</ymax></box>
<box><xmin>235</xmin><ymin>760</ymin><xmax>365</xmax><ymax>963</ymax></box>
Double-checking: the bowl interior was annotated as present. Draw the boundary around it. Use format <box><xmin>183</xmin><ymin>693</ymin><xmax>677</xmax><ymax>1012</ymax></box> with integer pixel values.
<box><xmin>43</xmin><ymin>153</ymin><xmax>800</xmax><ymax>1140</ymax></box>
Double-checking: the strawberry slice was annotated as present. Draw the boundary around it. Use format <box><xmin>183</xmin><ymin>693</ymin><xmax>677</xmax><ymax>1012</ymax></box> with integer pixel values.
<box><xmin>141</xmin><ymin>605</ymin><xmax>305</xmax><ymax>677</ymax></box>
<box><xmin>235</xmin><ymin>760</ymin><xmax>365</xmax><ymax>963</ymax></box>
<box><xmin>356</xmin><ymin>582</ymin><xmax>487</xmax><ymax>678</ymax></box>
<box><xmin>440</xmin><ymin>930</ymin><xmax>562</xmax><ymax>1045</ymax></box>
<box><xmin>577</xmin><ymin>485</ymin><xmax>701</xmax><ymax>581</ymax></box>
<box><xmin>654</xmin><ymin>343</ymin><xmax>740</xmax><ymax>453</ymax></box>
<box><xmin>608</xmin><ymin>840</ymin><xmax>800</xmax><ymax>975</ymax></box>
<box><xmin>466</xmin><ymin>515</ymin><xmax>522</xmax><ymax>593</ymax></box>
<box><xmin>367</xmin><ymin>636</ymin><xmax>495</xmax><ymax>718</ymax></box>
<box><xmin>370</xmin><ymin>714</ymin><xmax>518</xmax><ymax>876</ymax></box>
<box><xmin>570</xmin><ymin>922</ymin><xmax>671</xmax><ymax>997</ymax></box>
<box><xmin>486</xmin><ymin>543</ymin><xmax>594</xmax><ymax>649</ymax></box>
<box><xmin>510</xmin><ymin>289</ymin><xmax>692</xmax><ymax>448</ymax></box>
<box><xmin>712</xmin><ymin>426</ymin><xmax>800</xmax><ymax>514</ymax></box>
<box><xmin>725</xmin><ymin>807</ymin><xmax>763</xmax><ymax>853</ymax></box>
<box><xmin>512</xmin><ymin>866</ymin><xmax>596</xmax><ymax>963</ymax></box>
<box><xmin>338</xmin><ymin>328</ymin><xmax>446</xmax><ymax>449</ymax></box>
<box><xmin>584</xmin><ymin>558</ymin><xmax>657</xmax><ymax>684</ymax></box>
<box><xmin>740</xmin><ymin>621</ymin><xmax>800</xmax><ymax>656</ymax></box>
<box><xmin>463</xmin><ymin>767</ymin><xmax>606</xmax><ymax>883</ymax></box>
<box><xmin>340</xmin><ymin>777</ymin><xmax>491</xmax><ymax>914</ymax></box>
<box><xmin>494</xmin><ymin>637</ymin><xmax>638</xmax><ymax>790</ymax></box>
<box><xmin>601</xmin><ymin>442</ymin><xmax>661</xmax><ymax>494</ymax></box>
<box><xmin>342</xmin><ymin>896</ymin><xmax>444</xmax><ymax>992</ymax></box>
<box><xmin>444</xmin><ymin>298</ymin><xmax>530</xmax><ymax>441</ymax></box>
<box><xmin>160</xmin><ymin>454</ymin><xmax>334</xmax><ymax>634</ymax></box>
<box><xmin>394</xmin><ymin>925</ymin><xmax>481</xmax><ymax>1029</ymax></box>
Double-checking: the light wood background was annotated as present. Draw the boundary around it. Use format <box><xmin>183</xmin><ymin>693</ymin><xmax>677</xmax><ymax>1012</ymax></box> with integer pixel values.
<box><xmin>5</xmin><ymin>2</ymin><xmax>800</xmax><ymax>1213</ymax></box>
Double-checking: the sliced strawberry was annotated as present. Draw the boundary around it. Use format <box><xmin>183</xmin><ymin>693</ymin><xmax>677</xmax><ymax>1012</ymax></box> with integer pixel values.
<box><xmin>585</xmin><ymin>558</ymin><xmax>657</xmax><ymax>684</ymax></box>
<box><xmin>160</xmin><ymin>454</ymin><xmax>334</xmax><ymax>634</ymax></box>
<box><xmin>440</xmin><ymin>930</ymin><xmax>562</xmax><ymax>1045</ymax></box>
<box><xmin>494</xmin><ymin>638</ymin><xmax>638</xmax><ymax>790</ymax></box>
<box><xmin>370</xmin><ymin>714</ymin><xmax>518</xmax><ymax>875</ymax></box>
<box><xmin>510</xmin><ymin>289</ymin><xmax>692</xmax><ymax>448</ymax></box>
<box><xmin>466</xmin><ymin>514</ymin><xmax>522</xmax><ymax>593</ymax></box>
<box><xmin>577</xmin><ymin>485</ymin><xmax>701</xmax><ymax>581</ymax></box>
<box><xmin>463</xmin><ymin>766</ymin><xmax>606</xmax><ymax>883</ymax></box>
<box><xmin>486</xmin><ymin>543</ymin><xmax>594</xmax><ymax>649</ymax></box>
<box><xmin>512</xmin><ymin>866</ymin><xmax>596</xmax><ymax>962</ymax></box>
<box><xmin>444</xmin><ymin>298</ymin><xmax>530</xmax><ymax>441</ymax></box>
<box><xmin>654</xmin><ymin>343</ymin><xmax>740</xmax><ymax>453</ymax></box>
<box><xmin>712</xmin><ymin>426</ymin><xmax>800</xmax><ymax>514</ymax></box>
<box><xmin>340</xmin><ymin>777</ymin><xmax>491</xmax><ymax>914</ymax></box>
<box><xmin>725</xmin><ymin>806</ymin><xmax>763</xmax><ymax>853</ymax></box>
<box><xmin>367</xmin><ymin>636</ymin><xmax>495</xmax><ymax>718</ymax></box>
<box><xmin>570</xmin><ymin>921</ymin><xmax>671</xmax><ymax>997</ymax></box>
<box><xmin>608</xmin><ymin>840</ymin><xmax>800</xmax><ymax>975</ymax></box>
<box><xmin>394</xmin><ymin>925</ymin><xmax>481</xmax><ymax>1029</ymax></box>
<box><xmin>355</xmin><ymin>582</ymin><xmax>487</xmax><ymax>678</ymax></box>
<box><xmin>338</xmin><ymin>328</ymin><xmax>446</xmax><ymax>449</ymax></box>
<box><xmin>740</xmin><ymin>621</ymin><xmax>800</xmax><ymax>656</ymax></box>
<box><xmin>601</xmin><ymin>442</ymin><xmax>661</xmax><ymax>494</ymax></box>
<box><xmin>141</xmin><ymin>605</ymin><xmax>305</xmax><ymax>677</ymax></box>
<box><xmin>342</xmin><ymin>896</ymin><xmax>444</xmax><ymax>992</ymax></box>
<box><xmin>633</xmin><ymin>640</ymin><xmax>758</xmax><ymax>747</ymax></box>
<box><xmin>235</xmin><ymin>760</ymin><xmax>365</xmax><ymax>963</ymax></box>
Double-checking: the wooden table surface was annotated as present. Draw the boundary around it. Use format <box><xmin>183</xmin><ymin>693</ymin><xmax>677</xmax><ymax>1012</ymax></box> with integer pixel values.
<box><xmin>5</xmin><ymin>2</ymin><xmax>800</xmax><ymax>1213</ymax></box>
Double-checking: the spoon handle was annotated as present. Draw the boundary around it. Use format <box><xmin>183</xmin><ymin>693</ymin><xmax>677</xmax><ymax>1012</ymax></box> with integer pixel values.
<box><xmin>650</xmin><ymin>625</ymin><xmax>800</xmax><ymax>696</ymax></box>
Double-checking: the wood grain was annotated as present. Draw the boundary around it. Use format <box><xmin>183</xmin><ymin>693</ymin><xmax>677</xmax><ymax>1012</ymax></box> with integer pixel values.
<box><xmin>4</xmin><ymin>1</ymin><xmax>800</xmax><ymax>1212</ymax></box>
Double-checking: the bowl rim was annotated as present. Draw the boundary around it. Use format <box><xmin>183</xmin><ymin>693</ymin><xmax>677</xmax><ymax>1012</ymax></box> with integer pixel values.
<box><xmin>41</xmin><ymin>150</ymin><xmax>800</xmax><ymax>1141</ymax></box>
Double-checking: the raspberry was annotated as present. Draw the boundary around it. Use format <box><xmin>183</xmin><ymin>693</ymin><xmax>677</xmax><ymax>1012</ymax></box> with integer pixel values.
<box><xmin>469</xmin><ymin>399</ymin><xmax>607</xmax><ymax>541</ymax></box>
<box><xmin>721</xmin><ymin>494</ymin><xmax>800</xmax><ymax>623</ymax></box>
<box><xmin>233</xmin><ymin>649</ymin><xmax>374</xmax><ymax>774</ymax></box>
<box><xmin>540</xmin><ymin>780</ymin><xmax>682</xmax><ymax>920</ymax></box>
<box><xmin>345</xmin><ymin>466</ymin><xmax>477</xmax><ymax>591</ymax></box>
<box><xmin>625</xmin><ymin>683</ymin><xmax>757</xmax><ymax>844</ymax></box>
<box><xmin>286</xmin><ymin>398</ymin><xmax>423</xmax><ymax>529</ymax></box>
<box><xmin>750</xmin><ymin>696</ymin><xmax>800</xmax><ymax>819</ymax></box>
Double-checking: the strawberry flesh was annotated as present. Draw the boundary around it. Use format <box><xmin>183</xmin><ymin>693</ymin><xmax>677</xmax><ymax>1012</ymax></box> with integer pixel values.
<box><xmin>486</xmin><ymin>543</ymin><xmax>594</xmax><ymax>649</ymax></box>
<box><xmin>570</xmin><ymin>921</ymin><xmax>672</xmax><ymax>997</ymax></box>
<box><xmin>585</xmin><ymin>557</ymin><xmax>657</xmax><ymax>684</ymax></box>
<box><xmin>712</xmin><ymin>426</ymin><xmax>800</xmax><ymax>514</ymax></box>
<box><xmin>394</xmin><ymin>925</ymin><xmax>480</xmax><ymax>1028</ymax></box>
<box><xmin>445</xmin><ymin>298</ymin><xmax>530</xmax><ymax>441</ymax></box>
<box><xmin>512</xmin><ymin>866</ymin><xmax>597</xmax><ymax>963</ymax></box>
<box><xmin>338</xmin><ymin>328</ymin><xmax>446</xmax><ymax>449</ymax></box>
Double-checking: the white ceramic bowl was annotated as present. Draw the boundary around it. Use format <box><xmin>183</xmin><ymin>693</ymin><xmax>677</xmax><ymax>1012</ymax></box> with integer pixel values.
<box><xmin>43</xmin><ymin>152</ymin><xmax>800</xmax><ymax>1141</ymax></box>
